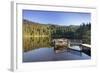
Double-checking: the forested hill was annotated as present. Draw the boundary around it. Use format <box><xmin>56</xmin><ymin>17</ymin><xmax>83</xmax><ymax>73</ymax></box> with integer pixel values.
<box><xmin>23</xmin><ymin>19</ymin><xmax>91</xmax><ymax>44</ymax></box>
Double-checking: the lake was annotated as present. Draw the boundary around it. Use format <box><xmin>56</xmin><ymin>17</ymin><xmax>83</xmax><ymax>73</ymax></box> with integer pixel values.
<box><xmin>23</xmin><ymin>37</ymin><xmax>90</xmax><ymax>62</ymax></box>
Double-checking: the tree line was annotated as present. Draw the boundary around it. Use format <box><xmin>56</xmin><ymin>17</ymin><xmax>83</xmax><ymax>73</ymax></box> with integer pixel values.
<box><xmin>23</xmin><ymin>19</ymin><xmax>91</xmax><ymax>44</ymax></box>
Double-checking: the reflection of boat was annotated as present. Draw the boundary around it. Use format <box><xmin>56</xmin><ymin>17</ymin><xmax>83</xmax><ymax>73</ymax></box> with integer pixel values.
<box><xmin>52</xmin><ymin>38</ymin><xmax>70</xmax><ymax>51</ymax></box>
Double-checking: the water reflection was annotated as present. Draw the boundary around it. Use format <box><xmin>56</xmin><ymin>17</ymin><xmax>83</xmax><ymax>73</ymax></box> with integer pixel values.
<box><xmin>23</xmin><ymin>37</ymin><xmax>52</xmax><ymax>52</ymax></box>
<box><xmin>23</xmin><ymin>37</ymin><xmax>91</xmax><ymax>62</ymax></box>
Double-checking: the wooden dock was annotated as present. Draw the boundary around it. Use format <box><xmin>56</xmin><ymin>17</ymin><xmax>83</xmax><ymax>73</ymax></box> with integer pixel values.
<box><xmin>52</xmin><ymin>39</ymin><xmax>91</xmax><ymax>55</ymax></box>
<box><xmin>81</xmin><ymin>44</ymin><xmax>91</xmax><ymax>48</ymax></box>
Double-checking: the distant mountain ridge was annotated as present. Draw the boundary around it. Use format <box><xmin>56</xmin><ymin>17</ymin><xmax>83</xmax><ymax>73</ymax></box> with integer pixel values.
<box><xmin>23</xmin><ymin>19</ymin><xmax>79</xmax><ymax>27</ymax></box>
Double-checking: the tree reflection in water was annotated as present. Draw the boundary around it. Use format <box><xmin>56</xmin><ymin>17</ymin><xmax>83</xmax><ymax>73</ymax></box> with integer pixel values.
<box><xmin>23</xmin><ymin>37</ymin><xmax>52</xmax><ymax>52</ymax></box>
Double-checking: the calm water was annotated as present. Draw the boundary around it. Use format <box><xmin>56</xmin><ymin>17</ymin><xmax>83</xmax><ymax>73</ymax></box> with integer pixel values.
<box><xmin>23</xmin><ymin>37</ymin><xmax>52</xmax><ymax>52</ymax></box>
<box><xmin>23</xmin><ymin>37</ymin><xmax>90</xmax><ymax>62</ymax></box>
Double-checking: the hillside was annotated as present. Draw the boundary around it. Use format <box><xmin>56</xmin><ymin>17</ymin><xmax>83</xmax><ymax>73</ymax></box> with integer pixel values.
<box><xmin>23</xmin><ymin>19</ymin><xmax>91</xmax><ymax>44</ymax></box>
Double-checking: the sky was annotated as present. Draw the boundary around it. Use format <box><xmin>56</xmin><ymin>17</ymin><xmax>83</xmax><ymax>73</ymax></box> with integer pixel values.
<box><xmin>23</xmin><ymin>10</ymin><xmax>91</xmax><ymax>26</ymax></box>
